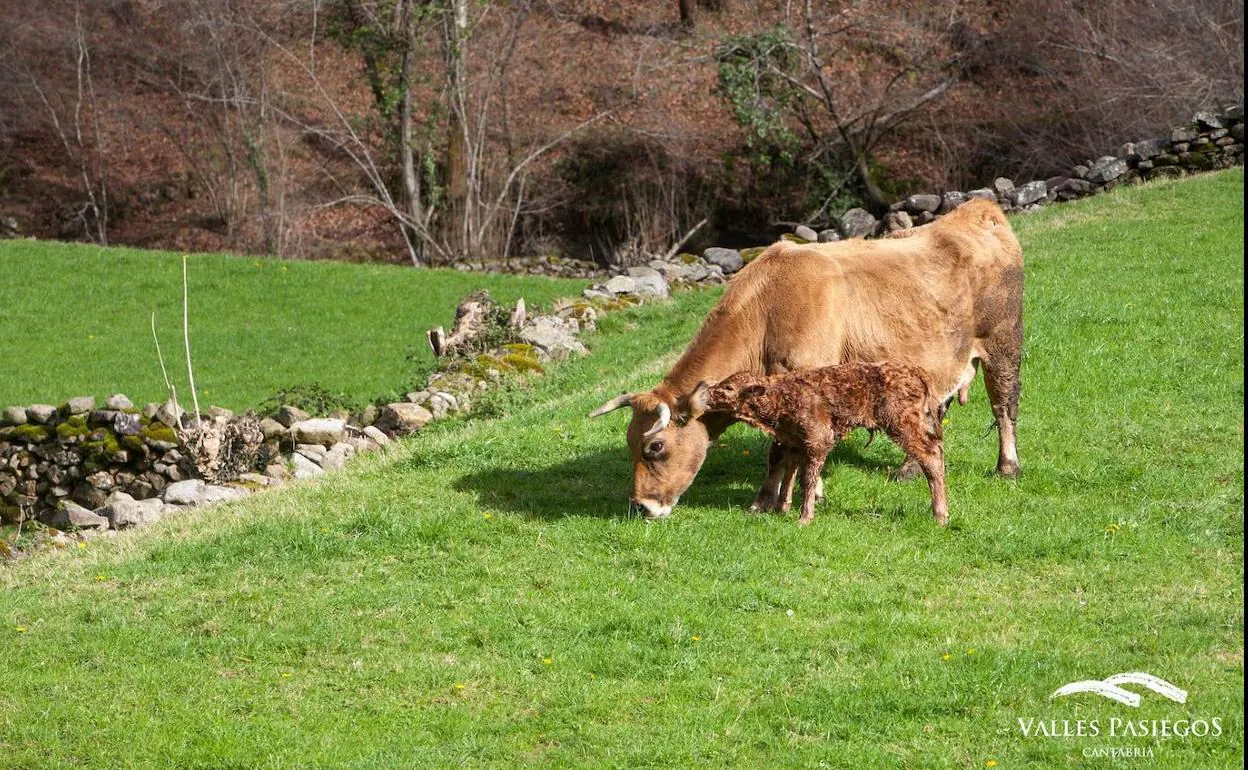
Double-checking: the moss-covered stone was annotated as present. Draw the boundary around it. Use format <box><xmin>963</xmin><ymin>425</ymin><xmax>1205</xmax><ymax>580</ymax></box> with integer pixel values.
<box><xmin>12</xmin><ymin>424</ymin><xmax>51</xmax><ymax>443</ymax></box>
<box><xmin>740</xmin><ymin>246</ymin><xmax>767</xmax><ymax>263</ymax></box>
<box><xmin>502</xmin><ymin>353</ymin><xmax>544</xmax><ymax>374</ymax></box>
<box><xmin>120</xmin><ymin>434</ymin><xmax>147</xmax><ymax>452</ymax></box>
<box><xmin>141</xmin><ymin>422</ymin><xmax>179</xmax><ymax>444</ymax></box>
<box><xmin>678</xmin><ymin>252</ymin><xmax>699</xmax><ymax>264</ymax></box>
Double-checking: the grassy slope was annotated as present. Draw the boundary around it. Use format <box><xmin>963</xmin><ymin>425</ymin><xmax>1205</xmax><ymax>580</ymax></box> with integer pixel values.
<box><xmin>1</xmin><ymin>171</ymin><xmax>1243</xmax><ymax>768</ymax></box>
<box><xmin>0</xmin><ymin>241</ymin><xmax>586</xmax><ymax>410</ymax></box>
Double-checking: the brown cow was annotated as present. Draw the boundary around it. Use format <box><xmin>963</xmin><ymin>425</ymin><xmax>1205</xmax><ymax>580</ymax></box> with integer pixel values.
<box><xmin>589</xmin><ymin>198</ymin><xmax>1022</xmax><ymax>519</ymax></box>
<box><xmin>690</xmin><ymin>364</ymin><xmax>948</xmax><ymax>526</ymax></box>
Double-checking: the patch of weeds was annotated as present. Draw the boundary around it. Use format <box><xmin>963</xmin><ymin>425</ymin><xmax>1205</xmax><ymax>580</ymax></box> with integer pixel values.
<box><xmin>259</xmin><ymin>383</ymin><xmax>362</xmax><ymax>418</ymax></box>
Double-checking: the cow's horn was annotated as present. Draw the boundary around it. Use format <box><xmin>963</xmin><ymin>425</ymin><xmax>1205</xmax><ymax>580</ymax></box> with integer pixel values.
<box><xmin>588</xmin><ymin>392</ymin><xmax>634</xmax><ymax>418</ymax></box>
<box><xmin>643</xmin><ymin>403</ymin><xmax>671</xmax><ymax>438</ymax></box>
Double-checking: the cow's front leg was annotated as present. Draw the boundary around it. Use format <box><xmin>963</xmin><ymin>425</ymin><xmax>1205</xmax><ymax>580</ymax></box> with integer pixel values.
<box><xmin>749</xmin><ymin>440</ymin><xmax>789</xmax><ymax>511</ymax></box>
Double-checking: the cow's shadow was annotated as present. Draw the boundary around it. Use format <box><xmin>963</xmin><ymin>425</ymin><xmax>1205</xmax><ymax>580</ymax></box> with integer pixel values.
<box><xmin>451</xmin><ymin>428</ymin><xmax>902</xmax><ymax>521</ymax></box>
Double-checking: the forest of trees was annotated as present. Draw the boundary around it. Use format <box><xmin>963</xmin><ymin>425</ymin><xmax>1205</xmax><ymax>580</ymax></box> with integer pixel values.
<box><xmin>1</xmin><ymin>0</ymin><xmax>1242</xmax><ymax>265</ymax></box>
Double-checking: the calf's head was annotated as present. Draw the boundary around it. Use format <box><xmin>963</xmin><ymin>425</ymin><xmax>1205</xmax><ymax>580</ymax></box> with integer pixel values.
<box><xmin>589</xmin><ymin>390</ymin><xmax>711</xmax><ymax>519</ymax></box>
<box><xmin>699</xmin><ymin>372</ymin><xmax>767</xmax><ymax>419</ymax></box>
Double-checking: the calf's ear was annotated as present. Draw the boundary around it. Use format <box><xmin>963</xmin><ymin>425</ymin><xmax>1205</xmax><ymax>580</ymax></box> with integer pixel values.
<box><xmin>742</xmin><ymin>384</ymin><xmax>767</xmax><ymax>401</ymax></box>
<box><xmin>687</xmin><ymin>381</ymin><xmax>710</xmax><ymax>419</ymax></box>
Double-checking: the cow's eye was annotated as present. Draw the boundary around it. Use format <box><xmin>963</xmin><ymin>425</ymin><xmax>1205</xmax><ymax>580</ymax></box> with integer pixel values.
<box><xmin>646</xmin><ymin>440</ymin><xmax>665</xmax><ymax>456</ymax></box>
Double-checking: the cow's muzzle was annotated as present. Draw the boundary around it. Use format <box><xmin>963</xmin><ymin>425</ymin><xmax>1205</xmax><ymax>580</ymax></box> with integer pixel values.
<box><xmin>630</xmin><ymin>499</ymin><xmax>672</xmax><ymax>520</ymax></box>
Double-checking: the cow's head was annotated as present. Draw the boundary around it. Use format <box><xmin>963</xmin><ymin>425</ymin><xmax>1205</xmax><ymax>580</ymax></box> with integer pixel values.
<box><xmin>589</xmin><ymin>389</ymin><xmax>712</xmax><ymax>519</ymax></box>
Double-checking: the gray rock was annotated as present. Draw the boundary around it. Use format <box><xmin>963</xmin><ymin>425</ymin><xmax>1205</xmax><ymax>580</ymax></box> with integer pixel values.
<box><xmin>376</xmin><ymin>403</ymin><xmax>434</xmax><ymax>434</ymax></box>
<box><xmin>264</xmin><ymin>463</ymin><xmax>290</xmax><ymax>482</ymax></box>
<box><xmin>359</xmin><ymin>404</ymin><xmax>378</xmax><ymax>427</ymax></box>
<box><xmin>260</xmin><ymin>418</ymin><xmax>287</xmax><ymax>441</ymax></box>
<box><xmin>1193</xmin><ymin>110</ymin><xmax>1223</xmax><ymax>130</ymax></box>
<box><xmin>112</xmin><ymin>411</ymin><xmax>142</xmax><ymax>436</ymax></box>
<box><xmin>520</xmin><ymin>317</ymin><xmax>588</xmax><ymax>360</ymax></box>
<box><xmin>817</xmin><ymin>228</ymin><xmax>842</xmax><ymax>243</ymax></box>
<box><xmin>1171</xmin><ymin>125</ymin><xmax>1199</xmax><ymax>143</ymax></box>
<box><xmin>155</xmin><ymin>398</ymin><xmax>183</xmax><ymax>428</ymax></box>
<box><xmin>66</xmin><ymin>396</ymin><xmax>95</xmax><ymax>415</ymax></box>
<box><xmin>939</xmin><ymin>191</ymin><xmax>968</xmax><ymax>213</ymax></box>
<box><xmin>1071</xmin><ymin>165</ymin><xmax>1089</xmax><ymax>179</ymax></box>
<box><xmin>276</xmin><ymin>405</ymin><xmax>311</xmax><ymax>428</ymax></box>
<box><xmin>702</xmin><ymin>247</ymin><xmax>744</xmax><ymax>274</ymax></box>
<box><xmin>26</xmin><ymin>404</ymin><xmax>57</xmax><ymax>424</ymax></box>
<box><xmin>104</xmin><ymin>497</ymin><xmax>165</xmax><ymax>528</ymax></box>
<box><xmin>163</xmin><ymin>479</ymin><xmax>206</xmax><ymax>506</ymax></box>
<box><xmin>289</xmin><ymin>452</ymin><xmax>325</xmax><ymax>479</ymax></box>
<box><xmin>1009</xmin><ymin>180</ymin><xmax>1048</xmax><ymax>207</ymax></box>
<box><xmin>405</xmin><ymin>390</ymin><xmax>431</xmax><ymax>405</ymax></box>
<box><xmin>292</xmin><ymin>418</ymin><xmax>346</xmax><ymax>447</ymax></box>
<box><xmin>2</xmin><ymin>406</ymin><xmax>27</xmax><ymax>425</ymax></box>
<box><xmin>627</xmin><ymin>271</ymin><xmax>669</xmax><ymax>299</ymax></box>
<box><xmin>903</xmin><ymin>194</ymin><xmax>941</xmax><ymax>214</ymax></box>
<box><xmin>239</xmin><ymin>473</ymin><xmax>271</xmax><ymax>487</ymax></box>
<box><xmin>793</xmin><ymin>224</ymin><xmax>818</xmax><ymax>242</ymax></box>
<box><xmin>1133</xmin><ymin>138</ymin><xmax>1170</xmax><ymax>159</ymax></box>
<box><xmin>1117</xmin><ymin>142</ymin><xmax>1135</xmax><ymax>159</ymax></box>
<box><xmin>884</xmin><ymin>210</ymin><xmax>913</xmax><ymax>232</ymax></box>
<box><xmin>207</xmin><ymin>406</ymin><xmax>235</xmax><ymax>420</ymax></box>
<box><xmin>321</xmin><ymin>443</ymin><xmax>354</xmax><ymax>471</ymax></box>
<box><xmin>428</xmin><ymin>392</ymin><xmax>458</xmax><ymax>420</ymax></box>
<box><xmin>839</xmin><ymin>208</ymin><xmax>878</xmax><ymax>239</ymax></box>
<box><xmin>992</xmin><ymin>177</ymin><xmax>1015</xmax><ymax>197</ymax></box>
<box><xmin>362</xmin><ymin>426</ymin><xmax>391</xmax><ymax>446</ymax></box>
<box><xmin>52</xmin><ymin>501</ymin><xmax>109</xmax><ymax>531</ymax></box>
<box><xmin>141</xmin><ymin>402</ymin><xmax>161</xmax><ymax>419</ymax></box>
<box><xmin>1232</xmin><ymin>123</ymin><xmax>1245</xmax><ymax>143</ymax></box>
<box><xmin>1086</xmin><ymin>156</ymin><xmax>1129</xmax><ymax>184</ymax></box>
<box><xmin>1225</xmin><ymin>104</ymin><xmax>1244</xmax><ymax>122</ymax></box>
<box><xmin>966</xmin><ymin>188</ymin><xmax>995</xmax><ymax>202</ymax></box>
<box><xmin>202</xmin><ymin>484</ymin><xmax>247</xmax><ymax>504</ymax></box>
<box><xmin>603</xmin><ymin>275</ymin><xmax>636</xmax><ymax>295</ymax></box>
<box><xmin>104</xmin><ymin>394</ymin><xmax>133</xmax><ymax>410</ymax></box>
<box><xmin>296</xmin><ymin>444</ymin><xmax>327</xmax><ymax>464</ymax></box>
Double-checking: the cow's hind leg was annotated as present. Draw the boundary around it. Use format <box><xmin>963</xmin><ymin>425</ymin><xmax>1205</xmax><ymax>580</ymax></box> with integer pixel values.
<box><xmin>981</xmin><ymin>348</ymin><xmax>1021</xmax><ymax>477</ymax></box>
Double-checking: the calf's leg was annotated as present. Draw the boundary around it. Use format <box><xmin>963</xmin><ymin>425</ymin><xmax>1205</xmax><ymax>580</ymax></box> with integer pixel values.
<box><xmin>749</xmin><ymin>440</ymin><xmax>788</xmax><ymax>511</ymax></box>
<box><xmin>889</xmin><ymin>417</ymin><xmax>950</xmax><ymax>526</ymax></box>
<box><xmin>797</xmin><ymin>451</ymin><xmax>826</xmax><ymax>526</ymax></box>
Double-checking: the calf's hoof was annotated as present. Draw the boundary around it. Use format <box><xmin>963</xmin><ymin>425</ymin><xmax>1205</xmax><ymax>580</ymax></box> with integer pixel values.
<box><xmin>933</xmin><ymin>511</ymin><xmax>949</xmax><ymax>527</ymax></box>
<box><xmin>797</xmin><ymin>515</ymin><xmax>815</xmax><ymax>527</ymax></box>
<box><xmin>997</xmin><ymin>461</ymin><xmax>1019</xmax><ymax>478</ymax></box>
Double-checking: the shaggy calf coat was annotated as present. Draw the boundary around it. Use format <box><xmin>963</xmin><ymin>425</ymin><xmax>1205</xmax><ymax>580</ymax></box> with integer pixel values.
<box><xmin>693</xmin><ymin>363</ymin><xmax>949</xmax><ymax>526</ymax></box>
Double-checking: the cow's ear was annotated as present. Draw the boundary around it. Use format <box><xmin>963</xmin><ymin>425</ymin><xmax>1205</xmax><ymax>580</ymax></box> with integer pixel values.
<box><xmin>687</xmin><ymin>381</ymin><xmax>710</xmax><ymax>419</ymax></box>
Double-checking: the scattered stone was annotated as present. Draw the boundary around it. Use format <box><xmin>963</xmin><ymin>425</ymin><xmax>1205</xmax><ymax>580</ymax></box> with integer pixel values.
<box><xmin>839</xmin><ymin>208</ymin><xmax>878</xmax><ymax>239</ymax></box>
<box><xmin>52</xmin><ymin>501</ymin><xmax>109</xmax><ymax>531</ymax></box>
<box><xmin>2</xmin><ymin>406</ymin><xmax>27</xmax><ymax>425</ymax></box>
<box><xmin>1009</xmin><ymin>180</ymin><xmax>1048</xmax><ymax>207</ymax></box>
<box><xmin>105</xmin><ymin>394</ymin><xmax>134</xmax><ymax>410</ymax></box>
<box><xmin>966</xmin><ymin>188</ymin><xmax>995</xmax><ymax>202</ymax></box>
<box><xmin>65</xmin><ymin>396</ymin><xmax>95</xmax><ymax>415</ymax></box>
<box><xmin>264</xmin><ymin>463</ymin><xmax>290</xmax><ymax>481</ymax></box>
<box><xmin>817</xmin><ymin>228</ymin><xmax>841</xmax><ymax>243</ymax></box>
<box><xmin>321</xmin><ymin>443</ymin><xmax>354</xmax><ymax>471</ymax></box>
<box><xmin>702</xmin><ymin>247</ymin><xmax>744</xmax><ymax>274</ymax></box>
<box><xmin>112</xmin><ymin>411</ymin><xmax>142</xmax><ymax>436</ymax></box>
<box><xmin>103</xmin><ymin>496</ymin><xmax>165</xmax><ymax>529</ymax></box>
<box><xmin>289</xmin><ymin>452</ymin><xmax>325</xmax><ymax>479</ymax></box>
<box><xmin>292</xmin><ymin>418</ymin><xmax>346</xmax><ymax>447</ymax></box>
<box><xmin>793</xmin><ymin>224</ymin><xmax>818</xmax><ymax>242</ymax></box>
<box><xmin>903</xmin><ymin>194</ymin><xmax>941</xmax><ymax>214</ymax></box>
<box><xmin>1086</xmin><ymin>156</ymin><xmax>1129</xmax><ymax>184</ymax></box>
<box><xmin>260</xmin><ymin>418</ymin><xmax>287</xmax><ymax>441</ymax></box>
<box><xmin>276</xmin><ymin>405</ymin><xmax>311</xmax><ymax>428</ymax></box>
<box><xmin>1133</xmin><ymin>138</ymin><xmax>1170</xmax><ymax>159</ymax></box>
<box><xmin>1193</xmin><ymin>110</ymin><xmax>1223</xmax><ymax>130</ymax></box>
<box><xmin>141</xmin><ymin>402</ymin><xmax>161</xmax><ymax>419</ymax></box>
<box><xmin>26</xmin><ymin>404</ymin><xmax>57</xmax><ymax>424</ymax></box>
<box><xmin>202</xmin><ymin>485</ymin><xmax>247</xmax><ymax>504</ymax></box>
<box><xmin>884</xmin><ymin>210</ymin><xmax>913</xmax><ymax>232</ymax></box>
<box><xmin>155</xmin><ymin>398</ymin><xmax>183</xmax><ymax>428</ymax></box>
<box><xmin>239</xmin><ymin>473</ymin><xmax>270</xmax><ymax>487</ymax></box>
<box><xmin>428</xmin><ymin>392</ymin><xmax>458</xmax><ymax>420</ymax></box>
<box><xmin>1232</xmin><ymin>123</ymin><xmax>1245</xmax><ymax>143</ymax></box>
<box><xmin>992</xmin><ymin>177</ymin><xmax>1015</xmax><ymax>198</ymax></box>
<box><xmin>520</xmin><ymin>317</ymin><xmax>588</xmax><ymax>360</ymax></box>
<box><xmin>359</xmin><ymin>404</ymin><xmax>378</xmax><ymax>426</ymax></box>
<box><xmin>376</xmin><ymin>403</ymin><xmax>434</xmax><ymax>434</ymax></box>
<box><xmin>622</xmin><ymin>267</ymin><xmax>669</xmax><ymax>298</ymax></box>
<box><xmin>362</xmin><ymin>426</ymin><xmax>391</xmax><ymax>446</ymax></box>
<box><xmin>1171</xmin><ymin>125</ymin><xmax>1199</xmax><ymax>143</ymax></box>
<box><xmin>207</xmin><ymin>406</ymin><xmax>235</xmax><ymax>420</ymax></box>
<box><xmin>163</xmin><ymin>479</ymin><xmax>206</xmax><ymax>506</ymax></box>
<box><xmin>939</xmin><ymin>191</ymin><xmax>967</xmax><ymax>213</ymax></box>
<box><xmin>296</xmin><ymin>444</ymin><xmax>327</xmax><ymax>464</ymax></box>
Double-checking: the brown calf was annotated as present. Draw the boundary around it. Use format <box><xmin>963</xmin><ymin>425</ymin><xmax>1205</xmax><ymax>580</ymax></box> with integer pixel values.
<box><xmin>691</xmin><ymin>363</ymin><xmax>949</xmax><ymax>526</ymax></box>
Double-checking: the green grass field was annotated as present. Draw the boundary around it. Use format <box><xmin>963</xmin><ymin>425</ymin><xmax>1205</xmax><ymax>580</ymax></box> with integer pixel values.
<box><xmin>0</xmin><ymin>242</ymin><xmax>586</xmax><ymax>410</ymax></box>
<box><xmin>1</xmin><ymin>170</ymin><xmax>1243</xmax><ymax>767</ymax></box>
